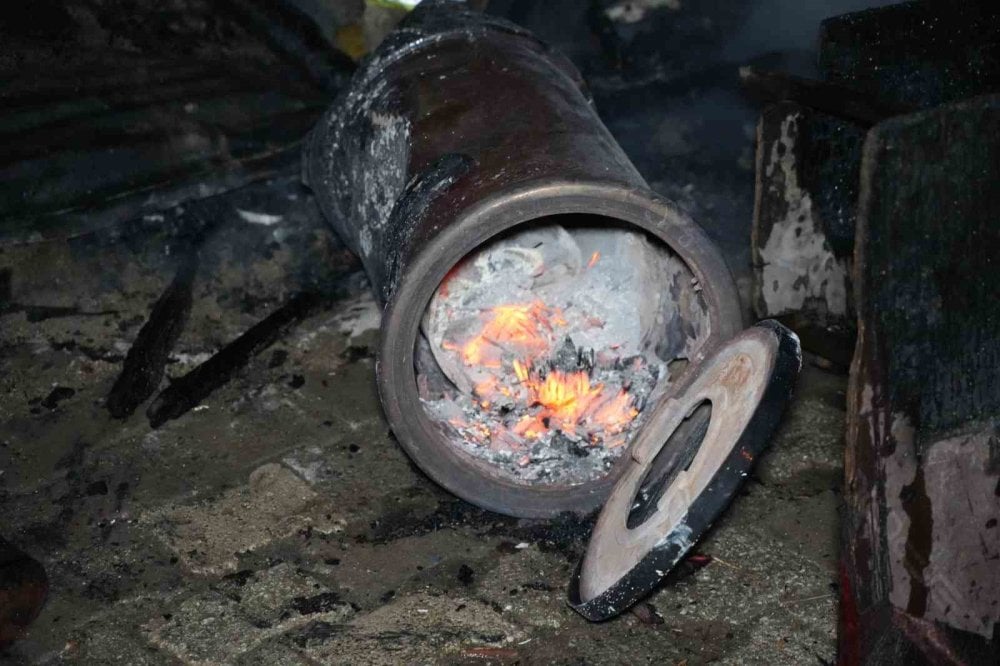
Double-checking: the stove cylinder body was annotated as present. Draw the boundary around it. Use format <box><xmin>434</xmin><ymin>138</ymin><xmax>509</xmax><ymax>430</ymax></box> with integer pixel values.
<box><xmin>305</xmin><ymin>1</ymin><xmax>742</xmax><ymax>517</ymax></box>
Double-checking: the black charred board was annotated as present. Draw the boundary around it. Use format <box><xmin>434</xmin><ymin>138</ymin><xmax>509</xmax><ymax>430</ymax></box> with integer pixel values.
<box><xmin>750</xmin><ymin>101</ymin><xmax>863</xmax><ymax>364</ymax></box>
<box><xmin>752</xmin><ymin>0</ymin><xmax>1000</xmax><ymax>352</ymax></box>
<box><xmin>840</xmin><ymin>95</ymin><xmax>1000</xmax><ymax>665</ymax></box>
<box><xmin>0</xmin><ymin>0</ymin><xmax>352</xmax><ymax>244</ymax></box>
<box><xmin>820</xmin><ymin>0</ymin><xmax>1000</xmax><ymax>111</ymax></box>
<box><xmin>106</xmin><ymin>249</ymin><xmax>200</xmax><ymax>419</ymax></box>
<box><xmin>146</xmin><ymin>291</ymin><xmax>327</xmax><ymax>428</ymax></box>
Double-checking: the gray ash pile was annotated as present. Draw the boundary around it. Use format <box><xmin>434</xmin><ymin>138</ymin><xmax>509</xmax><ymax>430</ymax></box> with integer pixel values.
<box><xmin>416</xmin><ymin>221</ymin><xmax>709</xmax><ymax>486</ymax></box>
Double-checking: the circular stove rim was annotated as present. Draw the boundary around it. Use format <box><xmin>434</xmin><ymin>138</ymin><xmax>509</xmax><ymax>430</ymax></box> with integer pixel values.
<box><xmin>377</xmin><ymin>178</ymin><xmax>744</xmax><ymax>518</ymax></box>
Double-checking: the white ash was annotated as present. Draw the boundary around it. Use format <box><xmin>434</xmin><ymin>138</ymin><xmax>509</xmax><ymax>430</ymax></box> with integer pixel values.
<box><xmin>421</xmin><ymin>224</ymin><xmax>686</xmax><ymax>395</ymax></box>
<box><xmin>420</xmin><ymin>338</ymin><xmax>668</xmax><ymax>486</ymax></box>
<box><xmin>416</xmin><ymin>220</ymin><xmax>710</xmax><ymax>485</ymax></box>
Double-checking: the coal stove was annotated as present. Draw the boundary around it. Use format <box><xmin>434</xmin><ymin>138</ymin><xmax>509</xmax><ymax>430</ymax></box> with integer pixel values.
<box><xmin>305</xmin><ymin>1</ymin><xmax>753</xmax><ymax>518</ymax></box>
<box><xmin>417</xmin><ymin>219</ymin><xmax>710</xmax><ymax>487</ymax></box>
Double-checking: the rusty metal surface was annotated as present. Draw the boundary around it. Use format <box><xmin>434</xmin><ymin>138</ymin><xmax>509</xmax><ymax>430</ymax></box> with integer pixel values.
<box><xmin>305</xmin><ymin>1</ymin><xmax>632</xmax><ymax>303</ymax></box>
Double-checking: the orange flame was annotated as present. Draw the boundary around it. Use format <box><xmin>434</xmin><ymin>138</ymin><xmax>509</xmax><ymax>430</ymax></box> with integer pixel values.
<box><xmin>441</xmin><ymin>300</ymin><xmax>638</xmax><ymax>449</ymax></box>
<box><xmin>511</xmin><ymin>364</ymin><xmax>638</xmax><ymax>440</ymax></box>
<box><xmin>453</xmin><ymin>301</ymin><xmax>555</xmax><ymax>367</ymax></box>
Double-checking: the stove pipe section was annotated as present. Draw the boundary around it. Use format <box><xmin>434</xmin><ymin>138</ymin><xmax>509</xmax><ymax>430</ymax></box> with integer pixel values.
<box><xmin>305</xmin><ymin>1</ymin><xmax>742</xmax><ymax>517</ymax></box>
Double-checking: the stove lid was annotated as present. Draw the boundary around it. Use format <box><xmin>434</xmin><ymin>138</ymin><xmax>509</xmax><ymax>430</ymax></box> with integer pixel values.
<box><xmin>568</xmin><ymin>320</ymin><xmax>801</xmax><ymax>621</ymax></box>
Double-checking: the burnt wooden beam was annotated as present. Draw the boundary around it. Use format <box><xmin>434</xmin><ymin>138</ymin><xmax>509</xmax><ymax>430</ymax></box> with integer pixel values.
<box><xmin>0</xmin><ymin>61</ymin><xmax>218</xmax><ymax>111</ymax></box>
<box><xmin>739</xmin><ymin>67</ymin><xmax>911</xmax><ymax>127</ymax></box>
<box><xmin>218</xmin><ymin>0</ymin><xmax>355</xmax><ymax>96</ymax></box>
<box><xmin>840</xmin><ymin>95</ymin><xmax>1000</xmax><ymax>665</ymax></box>
<box><xmin>0</xmin><ymin>142</ymin><xmax>301</xmax><ymax>247</ymax></box>
<box><xmin>0</xmin><ymin>0</ymin><xmax>346</xmax><ymax>246</ymax></box>
<box><xmin>751</xmin><ymin>0</ymin><xmax>1000</xmax><ymax>362</ymax></box>
<box><xmin>1</xmin><ymin>104</ymin><xmax>323</xmax><ymax>211</ymax></box>
<box><xmin>750</xmin><ymin>102</ymin><xmax>862</xmax><ymax>361</ymax></box>
<box><xmin>0</xmin><ymin>88</ymin><xmax>307</xmax><ymax>161</ymax></box>
<box><xmin>0</xmin><ymin>75</ymin><xmax>268</xmax><ymax>137</ymax></box>
<box><xmin>106</xmin><ymin>251</ymin><xmax>200</xmax><ymax>419</ymax></box>
<box><xmin>820</xmin><ymin>1</ymin><xmax>1000</xmax><ymax>112</ymax></box>
<box><xmin>146</xmin><ymin>290</ymin><xmax>334</xmax><ymax>428</ymax></box>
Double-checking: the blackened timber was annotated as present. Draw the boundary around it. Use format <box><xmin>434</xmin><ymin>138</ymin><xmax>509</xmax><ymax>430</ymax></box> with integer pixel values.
<box><xmin>751</xmin><ymin>0</ymin><xmax>1000</xmax><ymax>350</ymax></box>
<box><xmin>0</xmin><ymin>89</ymin><xmax>314</xmax><ymax>164</ymax></box>
<box><xmin>0</xmin><ymin>61</ymin><xmax>217</xmax><ymax>112</ymax></box>
<box><xmin>0</xmin><ymin>143</ymin><xmax>301</xmax><ymax>246</ymax></box>
<box><xmin>1</xmin><ymin>75</ymin><xmax>248</xmax><ymax>135</ymax></box>
<box><xmin>840</xmin><ymin>95</ymin><xmax>1000</xmax><ymax>665</ymax></box>
<box><xmin>219</xmin><ymin>0</ymin><xmax>355</xmax><ymax>96</ymax></box>
<box><xmin>0</xmin><ymin>2</ymin><xmax>332</xmax><ymax>245</ymax></box>
<box><xmin>750</xmin><ymin>102</ymin><xmax>859</xmax><ymax>347</ymax></box>
<box><xmin>106</xmin><ymin>252</ymin><xmax>200</xmax><ymax>419</ymax></box>
<box><xmin>739</xmin><ymin>66</ymin><xmax>912</xmax><ymax>127</ymax></box>
<box><xmin>145</xmin><ymin>292</ymin><xmax>328</xmax><ymax>428</ymax></box>
<box><xmin>820</xmin><ymin>1</ymin><xmax>1000</xmax><ymax>111</ymax></box>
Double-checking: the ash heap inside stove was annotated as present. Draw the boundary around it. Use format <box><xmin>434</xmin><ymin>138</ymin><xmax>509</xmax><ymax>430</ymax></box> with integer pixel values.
<box><xmin>417</xmin><ymin>218</ymin><xmax>710</xmax><ymax>485</ymax></box>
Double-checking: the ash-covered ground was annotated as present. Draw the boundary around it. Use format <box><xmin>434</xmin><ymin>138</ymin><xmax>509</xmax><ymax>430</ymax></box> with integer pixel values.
<box><xmin>0</xmin><ymin>0</ymin><xmax>879</xmax><ymax>661</ymax></box>
<box><xmin>0</xmin><ymin>175</ymin><xmax>846</xmax><ymax>665</ymax></box>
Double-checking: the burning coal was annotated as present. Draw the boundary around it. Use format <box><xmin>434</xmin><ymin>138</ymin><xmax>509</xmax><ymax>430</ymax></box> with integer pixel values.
<box><xmin>447</xmin><ymin>301</ymin><xmax>641</xmax><ymax>447</ymax></box>
<box><xmin>417</xmin><ymin>221</ymin><xmax>708</xmax><ymax>484</ymax></box>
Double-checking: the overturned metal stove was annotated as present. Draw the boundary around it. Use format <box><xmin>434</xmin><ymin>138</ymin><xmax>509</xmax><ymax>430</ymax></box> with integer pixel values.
<box><xmin>305</xmin><ymin>0</ymin><xmax>800</xmax><ymax>620</ymax></box>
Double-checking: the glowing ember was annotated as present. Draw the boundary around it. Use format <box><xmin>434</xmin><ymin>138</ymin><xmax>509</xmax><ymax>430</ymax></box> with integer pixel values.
<box><xmin>441</xmin><ymin>301</ymin><xmax>643</xmax><ymax>451</ymax></box>
<box><xmin>515</xmin><ymin>366</ymin><xmax>638</xmax><ymax>444</ymax></box>
<box><xmin>417</xmin><ymin>221</ymin><xmax>706</xmax><ymax>484</ymax></box>
<box><xmin>445</xmin><ymin>301</ymin><xmax>558</xmax><ymax>367</ymax></box>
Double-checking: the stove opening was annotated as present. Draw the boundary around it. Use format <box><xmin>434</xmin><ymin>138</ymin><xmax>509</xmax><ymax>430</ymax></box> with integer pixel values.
<box><xmin>415</xmin><ymin>214</ymin><xmax>711</xmax><ymax>487</ymax></box>
<box><xmin>627</xmin><ymin>400</ymin><xmax>712</xmax><ymax>529</ymax></box>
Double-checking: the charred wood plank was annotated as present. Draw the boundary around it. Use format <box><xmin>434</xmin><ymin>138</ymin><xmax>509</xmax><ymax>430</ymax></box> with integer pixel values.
<box><xmin>106</xmin><ymin>251</ymin><xmax>200</xmax><ymax>419</ymax></box>
<box><xmin>751</xmin><ymin>102</ymin><xmax>861</xmax><ymax>358</ymax></box>
<box><xmin>146</xmin><ymin>290</ymin><xmax>336</xmax><ymax>428</ymax></box>
<box><xmin>0</xmin><ymin>73</ymin><xmax>260</xmax><ymax>136</ymax></box>
<box><xmin>218</xmin><ymin>0</ymin><xmax>355</xmax><ymax>96</ymax></box>
<box><xmin>0</xmin><ymin>138</ymin><xmax>302</xmax><ymax>247</ymax></box>
<box><xmin>0</xmin><ymin>86</ymin><xmax>302</xmax><ymax>159</ymax></box>
<box><xmin>739</xmin><ymin>67</ymin><xmax>912</xmax><ymax>127</ymax></box>
<box><xmin>754</xmin><ymin>0</ymin><xmax>1000</xmax><ymax>354</ymax></box>
<box><xmin>0</xmin><ymin>61</ymin><xmax>219</xmax><ymax>111</ymax></box>
<box><xmin>820</xmin><ymin>1</ymin><xmax>1000</xmax><ymax>111</ymax></box>
<box><xmin>841</xmin><ymin>95</ymin><xmax>1000</xmax><ymax>665</ymax></box>
<box><xmin>0</xmin><ymin>98</ymin><xmax>326</xmax><ymax>169</ymax></box>
<box><xmin>0</xmin><ymin>0</ymin><xmax>341</xmax><ymax>246</ymax></box>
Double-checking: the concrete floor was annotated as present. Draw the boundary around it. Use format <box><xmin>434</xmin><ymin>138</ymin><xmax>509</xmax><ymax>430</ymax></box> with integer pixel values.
<box><xmin>0</xmin><ymin>177</ymin><xmax>846</xmax><ymax>665</ymax></box>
